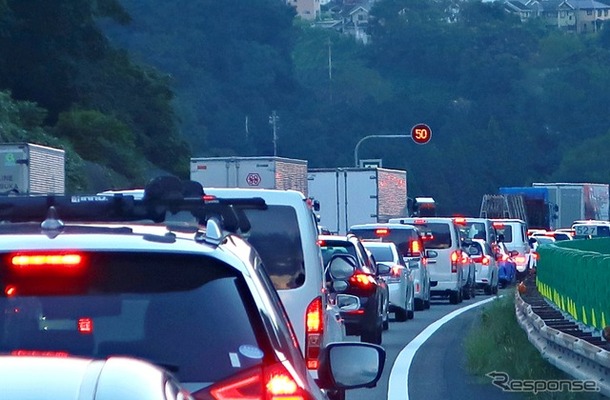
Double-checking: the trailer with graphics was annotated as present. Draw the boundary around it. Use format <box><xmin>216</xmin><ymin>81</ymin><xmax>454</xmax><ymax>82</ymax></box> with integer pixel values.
<box><xmin>0</xmin><ymin>143</ymin><xmax>65</xmax><ymax>195</ymax></box>
<box><xmin>307</xmin><ymin>167</ymin><xmax>408</xmax><ymax>235</ymax></box>
<box><xmin>189</xmin><ymin>156</ymin><xmax>308</xmax><ymax>195</ymax></box>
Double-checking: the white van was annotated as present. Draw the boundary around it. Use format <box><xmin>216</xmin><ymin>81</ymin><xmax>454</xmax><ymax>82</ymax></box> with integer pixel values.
<box><xmin>389</xmin><ymin>217</ymin><xmax>474</xmax><ymax>304</ymax></box>
<box><xmin>205</xmin><ymin>188</ymin><xmax>346</xmax><ymax>377</ymax></box>
<box><xmin>491</xmin><ymin>219</ymin><xmax>533</xmax><ymax>274</ymax></box>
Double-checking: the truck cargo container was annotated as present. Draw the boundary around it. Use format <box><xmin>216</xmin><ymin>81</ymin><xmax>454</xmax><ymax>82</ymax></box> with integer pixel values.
<box><xmin>307</xmin><ymin>167</ymin><xmax>407</xmax><ymax>234</ymax></box>
<box><xmin>190</xmin><ymin>156</ymin><xmax>308</xmax><ymax>196</ymax></box>
<box><xmin>0</xmin><ymin>143</ymin><xmax>65</xmax><ymax>195</ymax></box>
<box><xmin>532</xmin><ymin>183</ymin><xmax>609</xmax><ymax>229</ymax></box>
<box><xmin>498</xmin><ymin>186</ymin><xmax>553</xmax><ymax>230</ymax></box>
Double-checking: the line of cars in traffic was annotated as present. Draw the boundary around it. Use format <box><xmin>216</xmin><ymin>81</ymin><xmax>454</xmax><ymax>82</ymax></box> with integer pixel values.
<box><xmin>0</xmin><ymin>178</ymin><xmax>386</xmax><ymax>400</ymax></box>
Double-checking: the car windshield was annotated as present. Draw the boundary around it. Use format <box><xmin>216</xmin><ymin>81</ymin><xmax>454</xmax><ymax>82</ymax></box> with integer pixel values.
<box><xmin>0</xmin><ymin>252</ymin><xmax>266</xmax><ymax>383</ymax></box>
<box><xmin>463</xmin><ymin>222</ymin><xmax>487</xmax><ymax>241</ymax></box>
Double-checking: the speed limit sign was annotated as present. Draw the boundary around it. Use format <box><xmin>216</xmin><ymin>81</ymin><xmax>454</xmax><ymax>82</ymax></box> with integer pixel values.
<box><xmin>411</xmin><ymin>123</ymin><xmax>432</xmax><ymax>145</ymax></box>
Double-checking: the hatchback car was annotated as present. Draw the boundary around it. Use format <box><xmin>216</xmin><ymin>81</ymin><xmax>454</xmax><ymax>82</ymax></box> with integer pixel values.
<box><xmin>463</xmin><ymin>238</ymin><xmax>499</xmax><ymax>295</ymax></box>
<box><xmin>0</xmin><ymin>179</ymin><xmax>385</xmax><ymax>400</ymax></box>
<box><xmin>362</xmin><ymin>241</ymin><xmax>414</xmax><ymax>322</ymax></box>
<box><xmin>319</xmin><ymin>234</ymin><xmax>388</xmax><ymax>344</ymax></box>
<box><xmin>0</xmin><ymin>356</ymin><xmax>193</xmax><ymax>400</ymax></box>
<box><xmin>348</xmin><ymin>223</ymin><xmax>431</xmax><ymax>311</ymax></box>
<box><xmin>491</xmin><ymin>219</ymin><xmax>534</xmax><ymax>276</ymax></box>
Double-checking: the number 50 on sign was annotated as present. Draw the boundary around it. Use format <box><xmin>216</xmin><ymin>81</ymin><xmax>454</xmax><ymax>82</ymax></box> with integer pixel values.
<box><xmin>411</xmin><ymin>123</ymin><xmax>432</xmax><ymax>145</ymax></box>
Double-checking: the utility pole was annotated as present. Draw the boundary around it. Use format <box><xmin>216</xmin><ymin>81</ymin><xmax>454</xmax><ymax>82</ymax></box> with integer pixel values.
<box><xmin>269</xmin><ymin>110</ymin><xmax>279</xmax><ymax>156</ymax></box>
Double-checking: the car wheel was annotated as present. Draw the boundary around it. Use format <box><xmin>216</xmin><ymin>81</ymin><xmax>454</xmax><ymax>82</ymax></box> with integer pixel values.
<box><xmin>449</xmin><ymin>290</ymin><xmax>460</xmax><ymax>304</ymax></box>
<box><xmin>484</xmin><ymin>284</ymin><xmax>492</xmax><ymax>295</ymax></box>
<box><xmin>361</xmin><ymin>325</ymin><xmax>382</xmax><ymax>345</ymax></box>
<box><xmin>395</xmin><ymin>308</ymin><xmax>408</xmax><ymax>322</ymax></box>
<box><xmin>462</xmin><ymin>283</ymin><xmax>471</xmax><ymax>300</ymax></box>
<box><xmin>414</xmin><ymin>298</ymin><xmax>425</xmax><ymax>311</ymax></box>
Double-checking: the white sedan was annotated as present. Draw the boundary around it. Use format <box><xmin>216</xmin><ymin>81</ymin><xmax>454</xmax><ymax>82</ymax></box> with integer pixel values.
<box><xmin>464</xmin><ymin>238</ymin><xmax>499</xmax><ymax>295</ymax></box>
<box><xmin>363</xmin><ymin>241</ymin><xmax>415</xmax><ymax>322</ymax></box>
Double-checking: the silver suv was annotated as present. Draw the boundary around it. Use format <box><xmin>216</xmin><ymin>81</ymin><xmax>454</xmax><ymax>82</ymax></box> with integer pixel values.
<box><xmin>0</xmin><ymin>178</ymin><xmax>385</xmax><ymax>399</ymax></box>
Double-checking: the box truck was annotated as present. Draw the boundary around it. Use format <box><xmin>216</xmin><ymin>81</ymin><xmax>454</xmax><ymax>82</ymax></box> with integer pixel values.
<box><xmin>190</xmin><ymin>156</ymin><xmax>308</xmax><ymax>195</ymax></box>
<box><xmin>307</xmin><ymin>167</ymin><xmax>408</xmax><ymax>234</ymax></box>
<box><xmin>532</xmin><ymin>183</ymin><xmax>609</xmax><ymax>229</ymax></box>
<box><xmin>0</xmin><ymin>143</ymin><xmax>65</xmax><ymax>195</ymax></box>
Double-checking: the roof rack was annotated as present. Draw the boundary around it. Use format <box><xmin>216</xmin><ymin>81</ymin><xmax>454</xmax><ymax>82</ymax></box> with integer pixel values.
<box><xmin>0</xmin><ymin>176</ymin><xmax>267</xmax><ymax>235</ymax></box>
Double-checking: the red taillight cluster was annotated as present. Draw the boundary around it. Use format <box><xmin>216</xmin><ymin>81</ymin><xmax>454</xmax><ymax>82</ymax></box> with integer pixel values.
<box><xmin>196</xmin><ymin>362</ymin><xmax>307</xmax><ymax>400</ymax></box>
<box><xmin>481</xmin><ymin>255</ymin><xmax>490</xmax><ymax>266</ymax></box>
<box><xmin>410</xmin><ymin>240</ymin><xmax>421</xmax><ymax>255</ymax></box>
<box><xmin>450</xmin><ymin>250</ymin><xmax>460</xmax><ymax>273</ymax></box>
<box><xmin>349</xmin><ymin>273</ymin><xmax>375</xmax><ymax>287</ymax></box>
<box><xmin>391</xmin><ymin>266</ymin><xmax>402</xmax><ymax>277</ymax></box>
<box><xmin>9</xmin><ymin>253</ymin><xmax>84</xmax><ymax>275</ymax></box>
<box><xmin>305</xmin><ymin>297</ymin><xmax>323</xmax><ymax>370</ymax></box>
<box><xmin>375</xmin><ymin>228</ymin><xmax>389</xmax><ymax>237</ymax></box>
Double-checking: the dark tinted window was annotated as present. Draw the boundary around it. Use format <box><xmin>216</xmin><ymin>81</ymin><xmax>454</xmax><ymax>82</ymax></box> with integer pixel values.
<box><xmin>0</xmin><ymin>252</ymin><xmax>267</xmax><ymax>383</ymax></box>
<box><xmin>365</xmin><ymin>245</ymin><xmax>394</xmax><ymax>262</ymax></box>
<box><xmin>320</xmin><ymin>241</ymin><xmax>357</xmax><ymax>266</ymax></box>
<box><xmin>349</xmin><ymin>227</ymin><xmax>416</xmax><ymax>257</ymax></box>
<box><xmin>412</xmin><ymin>223</ymin><xmax>452</xmax><ymax>249</ymax></box>
<box><xmin>495</xmin><ymin>225</ymin><xmax>514</xmax><ymax>242</ymax></box>
<box><xmin>242</xmin><ymin>205</ymin><xmax>305</xmax><ymax>289</ymax></box>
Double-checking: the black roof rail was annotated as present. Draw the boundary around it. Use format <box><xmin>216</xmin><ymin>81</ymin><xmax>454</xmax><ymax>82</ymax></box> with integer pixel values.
<box><xmin>0</xmin><ymin>177</ymin><xmax>267</xmax><ymax>234</ymax></box>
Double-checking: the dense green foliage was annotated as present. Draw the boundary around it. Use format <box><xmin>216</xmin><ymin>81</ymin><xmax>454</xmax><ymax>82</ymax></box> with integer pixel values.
<box><xmin>2</xmin><ymin>0</ymin><xmax>610</xmax><ymax>213</ymax></box>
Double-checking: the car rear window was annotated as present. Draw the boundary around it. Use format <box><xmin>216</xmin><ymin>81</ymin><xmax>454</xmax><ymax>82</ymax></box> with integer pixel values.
<box><xmin>0</xmin><ymin>252</ymin><xmax>268</xmax><ymax>383</ymax></box>
<box><xmin>412</xmin><ymin>222</ymin><xmax>452</xmax><ymax>249</ymax></box>
<box><xmin>463</xmin><ymin>222</ymin><xmax>487</xmax><ymax>240</ymax></box>
<box><xmin>241</xmin><ymin>205</ymin><xmax>306</xmax><ymax>290</ymax></box>
<box><xmin>349</xmin><ymin>227</ymin><xmax>415</xmax><ymax>257</ymax></box>
<box><xmin>364</xmin><ymin>245</ymin><xmax>394</xmax><ymax>262</ymax></box>
<box><xmin>319</xmin><ymin>240</ymin><xmax>357</xmax><ymax>266</ymax></box>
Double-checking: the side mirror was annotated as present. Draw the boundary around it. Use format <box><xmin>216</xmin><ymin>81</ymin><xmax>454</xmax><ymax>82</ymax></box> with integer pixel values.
<box><xmin>336</xmin><ymin>294</ymin><xmax>360</xmax><ymax>311</ymax></box>
<box><xmin>332</xmin><ymin>281</ymin><xmax>349</xmax><ymax>292</ymax></box>
<box><xmin>317</xmin><ymin>342</ymin><xmax>386</xmax><ymax>390</ymax></box>
<box><xmin>376</xmin><ymin>263</ymin><xmax>391</xmax><ymax>275</ymax></box>
<box><xmin>328</xmin><ymin>254</ymin><xmax>357</xmax><ymax>280</ymax></box>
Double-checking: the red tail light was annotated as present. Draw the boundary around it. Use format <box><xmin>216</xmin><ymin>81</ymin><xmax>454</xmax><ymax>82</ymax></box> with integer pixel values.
<box><xmin>533</xmin><ymin>252</ymin><xmax>539</xmax><ymax>260</ymax></box>
<box><xmin>415</xmin><ymin>282</ymin><xmax>421</xmax><ymax>294</ymax></box>
<box><xmin>413</xmin><ymin>219</ymin><xmax>426</xmax><ymax>224</ymax></box>
<box><xmin>471</xmin><ymin>255</ymin><xmax>483</xmax><ymax>263</ymax></box>
<box><xmin>450</xmin><ymin>251</ymin><xmax>459</xmax><ymax>273</ymax></box>
<box><xmin>202</xmin><ymin>195</ymin><xmax>217</xmax><ymax>202</ymax></box>
<box><xmin>195</xmin><ymin>362</ymin><xmax>307</xmax><ymax>400</ymax></box>
<box><xmin>492</xmin><ymin>222</ymin><xmax>505</xmax><ymax>228</ymax></box>
<box><xmin>391</xmin><ymin>266</ymin><xmax>402</xmax><ymax>277</ymax></box>
<box><xmin>515</xmin><ymin>255</ymin><xmax>526</xmax><ymax>264</ymax></box>
<box><xmin>305</xmin><ymin>297</ymin><xmax>323</xmax><ymax>370</ymax></box>
<box><xmin>350</xmin><ymin>273</ymin><xmax>375</xmax><ymax>287</ymax></box>
<box><xmin>481</xmin><ymin>256</ymin><xmax>490</xmax><ymax>266</ymax></box>
<box><xmin>460</xmin><ymin>253</ymin><xmax>470</xmax><ymax>265</ymax></box>
<box><xmin>11</xmin><ymin>350</ymin><xmax>70</xmax><ymax>357</ymax></box>
<box><xmin>316</xmin><ymin>240</ymin><xmax>326</xmax><ymax>247</ymax></box>
<box><xmin>410</xmin><ymin>240</ymin><xmax>421</xmax><ymax>255</ymax></box>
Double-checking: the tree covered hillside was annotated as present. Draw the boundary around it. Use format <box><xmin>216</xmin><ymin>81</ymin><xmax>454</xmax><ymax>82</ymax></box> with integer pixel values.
<box><xmin>3</xmin><ymin>0</ymin><xmax>610</xmax><ymax>215</ymax></box>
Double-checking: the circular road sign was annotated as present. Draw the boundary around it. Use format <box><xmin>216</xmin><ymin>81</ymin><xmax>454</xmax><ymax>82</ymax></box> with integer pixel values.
<box><xmin>246</xmin><ymin>173</ymin><xmax>262</xmax><ymax>186</ymax></box>
<box><xmin>411</xmin><ymin>123</ymin><xmax>432</xmax><ymax>145</ymax></box>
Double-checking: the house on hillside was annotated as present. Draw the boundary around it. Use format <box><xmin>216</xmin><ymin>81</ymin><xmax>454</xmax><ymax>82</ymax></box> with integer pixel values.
<box><xmin>314</xmin><ymin>0</ymin><xmax>376</xmax><ymax>43</ymax></box>
<box><xmin>504</xmin><ymin>0</ymin><xmax>610</xmax><ymax>32</ymax></box>
<box><xmin>287</xmin><ymin>0</ymin><xmax>321</xmax><ymax>20</ymax></box>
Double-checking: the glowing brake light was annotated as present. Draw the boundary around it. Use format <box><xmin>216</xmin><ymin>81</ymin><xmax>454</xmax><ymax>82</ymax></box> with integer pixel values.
<box><xmin>410</xmin><ymin>240</ymin><xmax>421</xmax><ymax>254</ymax></box>
<box><xmin>492</xmin><ymin>222</ymin><xmax>505</xmax><ymax>229</ymax></box>
<box><xmin>316</xmin><ymin>240</ymin><xmax>326</xmax><ymax>247</ymax></box>
<box><xmin>391</xmin><ymin>266</ymin><xmax>402</xmax><ymax>277</ymax></box>
<box><xmin>450</xmin><ymin>250</ymin><xmax>459</xmax><ymax>273</ymax></box>
<box><xmin>11</xmin><ymin>350</ymin><xmax>69</xmax><ymax>357</ymax></box>
<box><xmin>350</xmin><ymin>273</ymin><xmax>375</xmax><ymax>286</ymax></box>
<box><xmin>9</xmin><ymin>253</ymin><xmax>85</xmax><ymax>276</ymax></box>
<box><xmin>413</xmin><ymin>219</ymin><xmax>426</xmax><ymax>225</ymax></box>
<box><xmin>481</xmin><ymin>255</ymin><xmax>491</xmax><ymax>265</ymax></box>
<box><xmin>374</xmin><ymin>228</ymin><xmax>390</xmax><ymax>237</ymax></box>
<box><xmin>202</xmin><ymin>194</ymin><xmax>217</xmax><ymax>201</ymax></box>
<box><xmin>198</xmin><ymin>362</ymin><xmax>306</xmax><ymax>400</ymax></box>
<box><xmin>305</xmin><ymin>297</ymin><xmax>323</xmax><ymax>369</ymax></box>
<box><xmin>515</xmin><ymin>255</ymin><xmax>526</xmax><ymax>264</ymax></box>
<box><xmin>454</xmin><ymin>217</ymin><xmax>466</xmax><ymax>225</ymax></box>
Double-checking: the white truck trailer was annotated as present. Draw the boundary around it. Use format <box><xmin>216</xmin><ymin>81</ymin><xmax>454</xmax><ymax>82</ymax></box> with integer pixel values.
<box><xmin>532</xmin><ymin>182</ymin><xmax>609</xmax><ymax>229</ymax></box>
<box><xmin>0</xmin><ymin>143</ymin><xmax>65</xmax><ymax>195</ymax></box>
<box><xmin>190</xmin><ymin>156</ymin><xmax>308</xmax><ymax>196</ymax></box>
<box><xmin>307</xmin><ymin>167</ymin><xmax>408</xmax><ymax>234</ymax></box>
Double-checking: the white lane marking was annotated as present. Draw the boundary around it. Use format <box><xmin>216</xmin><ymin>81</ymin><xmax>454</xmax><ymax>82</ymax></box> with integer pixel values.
<box><xmin>387</xmin><ymin>296</ymin><xmax>500</xmax><ymax>400</ymax></box>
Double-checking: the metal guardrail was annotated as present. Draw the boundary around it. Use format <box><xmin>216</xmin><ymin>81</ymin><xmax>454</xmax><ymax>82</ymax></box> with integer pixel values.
<box><xmin>515</xmin><ymin>288</ymin><xmax>610</xmax><ymax>397</ymax></box>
